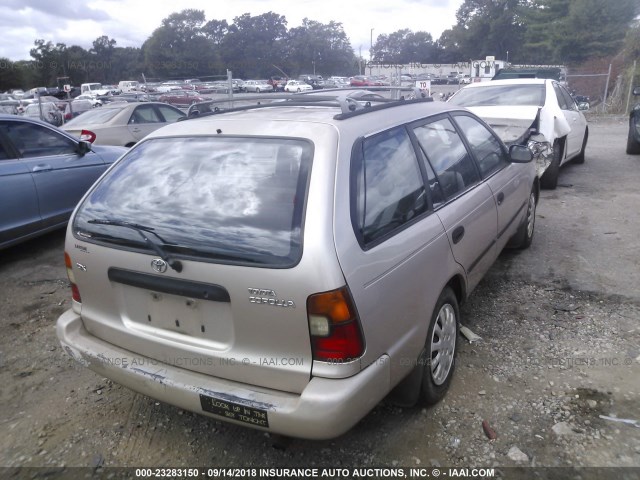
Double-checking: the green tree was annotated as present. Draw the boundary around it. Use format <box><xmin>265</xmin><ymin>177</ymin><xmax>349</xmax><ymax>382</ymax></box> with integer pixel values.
<box><xmin>29</xmin><ymin>39</ymin><xmax>68</xmax><ymax>86</ymax></box>
<box><xmin>142</xmin><ymin>9</ymin><xmax>216</xmax><ymax>79</ymax></box>
<box><xmin>284</xmin><ymin>19</ymin><xmax>356</xmax><ymax>77</ymax></box>
<box><xmin>221</xmin><ymin>12</ymin><xmax>288</xmax><ymax>78</ymax></box>
<box><xmin>372</xmin><ymin>29</ymin><xmax>437</xmax><ymax>64</ymax></box>
<box><xmin>437</xmin><ymin>0</ymin><xmax>529</xmax><ymax>63</ymax></box>
<box><xmin>524</xmin><ymin>0</ymin><xmax>637</xmax><ymax>64</ymax></box>
<box><xmin>0</xmin><ymin>57</ymin><xmax>26</xmax><ymax>92</ymax></box>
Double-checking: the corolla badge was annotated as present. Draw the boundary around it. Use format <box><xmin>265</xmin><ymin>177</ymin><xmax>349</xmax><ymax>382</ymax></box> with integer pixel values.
<box><xmin>151</xmin><ymin>258</ymin><xmax>168</xmax><ymax>273</ymax></box>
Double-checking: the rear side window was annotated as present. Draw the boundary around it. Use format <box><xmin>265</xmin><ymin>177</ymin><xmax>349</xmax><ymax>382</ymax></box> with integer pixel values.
<box><xmin>129</xmin><ymin>105</ymin><xmax>162</xmax><ymax>124</ymax></box>
<box><xmin>73</xmin><ymin>137</ymin><xmax>312</xmax><ymax>267</ymax></box>
<box><xmin>157</xmin><ymin>105</ymin><xmax>184</xmax><ymax>122</ymax></box>
<box><xmin>354</xmin><ymin>126</ymin><xmax>427</xmax><ymax>246</ymax></box>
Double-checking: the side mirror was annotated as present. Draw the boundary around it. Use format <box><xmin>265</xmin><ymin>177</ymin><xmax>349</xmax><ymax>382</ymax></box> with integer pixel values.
<box><xmin>633</xmin><ymin>86</ymin><xmax>640</xmax><ymax>96</ymax></box>
<box><xmin>76</xmin><ymin>140</ymin><xmax>92</xmax><ymax>156</ymax></box>
<box><xmin>578</xmin><ymin>102</ymin><xmax>590</xmax><ymax>111</ymax></box>
<box><xmin>509</xmin><ymin>144</ymin><xmax>533</xmax><ymax>163</ymax></box>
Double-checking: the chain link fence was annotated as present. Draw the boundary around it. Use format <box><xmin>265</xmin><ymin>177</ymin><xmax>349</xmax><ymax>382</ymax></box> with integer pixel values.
<box><xmin>567</xmin><ymin>57</ymin><xmax>639</xmax><ymax>114</ymax></box>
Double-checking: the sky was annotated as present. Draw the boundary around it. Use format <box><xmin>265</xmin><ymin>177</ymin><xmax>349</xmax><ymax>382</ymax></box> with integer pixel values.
<box><xmin>0</xmin><ymin>0</ymin><xmax>464</xmax><ymax>62</ymax></box>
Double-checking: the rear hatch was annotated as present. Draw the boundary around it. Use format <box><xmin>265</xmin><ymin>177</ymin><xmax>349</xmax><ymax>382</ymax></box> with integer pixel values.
<box><xmin>69</xmin><ymin>135</ymin><xmax>318</xmax><ymax>394</ymax></box>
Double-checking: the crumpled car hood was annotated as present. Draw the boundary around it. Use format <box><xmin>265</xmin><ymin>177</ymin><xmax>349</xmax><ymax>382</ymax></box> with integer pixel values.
<box><xmin>463</xmin><ymin>105</ymin><xmax>571</xmax><ymax>147</ymax></box>
<box><xmin>463</xmin><ymin>105</ymin><xmax>570</xmax><ymax>178</ymax></box>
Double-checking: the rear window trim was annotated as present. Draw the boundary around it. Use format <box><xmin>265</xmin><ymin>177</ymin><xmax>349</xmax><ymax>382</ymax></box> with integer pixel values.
<box><xmin>72</xmin><ymin>134</ymin><xmax>314</xmax><ymax>269</ymax></box>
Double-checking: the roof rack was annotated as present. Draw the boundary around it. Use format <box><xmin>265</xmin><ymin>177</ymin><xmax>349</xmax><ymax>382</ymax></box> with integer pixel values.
<box><xmin>181</xmin><ymin>87</ymin><xmax>433</xmax><ymax>121</ymax></box>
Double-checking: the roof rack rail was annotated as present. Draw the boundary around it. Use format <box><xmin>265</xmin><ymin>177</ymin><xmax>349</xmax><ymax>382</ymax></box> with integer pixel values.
<box><xmin>180</xmin><ymin>86</ymin><xmax>432</xmax><ymax>121</ymax></box>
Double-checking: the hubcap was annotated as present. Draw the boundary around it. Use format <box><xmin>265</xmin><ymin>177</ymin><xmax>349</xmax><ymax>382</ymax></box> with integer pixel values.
<box><xmin>430</xmin><ymin>303</ymin><xmax>457</xmax><ymax>385</ymax></box>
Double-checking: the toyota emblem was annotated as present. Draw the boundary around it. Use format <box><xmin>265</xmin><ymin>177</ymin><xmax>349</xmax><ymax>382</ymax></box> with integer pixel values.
<box><xmin>151</xmin><ymin>258</ymin><xmax>168</xmax><ymax>273</ymax></box>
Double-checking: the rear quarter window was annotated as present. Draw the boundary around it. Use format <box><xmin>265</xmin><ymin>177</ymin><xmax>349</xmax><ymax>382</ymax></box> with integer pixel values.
<box><xmin>353</xmin><ymin>126</ymin><xmax>428</xmax><ymax>247</ymax></box>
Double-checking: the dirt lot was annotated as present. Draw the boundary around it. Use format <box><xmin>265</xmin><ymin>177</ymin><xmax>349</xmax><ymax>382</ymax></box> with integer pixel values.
<box><xmin>1</xmin><ymin>116</ymin><xmax>639</xmax><ymax>477</ymax></box>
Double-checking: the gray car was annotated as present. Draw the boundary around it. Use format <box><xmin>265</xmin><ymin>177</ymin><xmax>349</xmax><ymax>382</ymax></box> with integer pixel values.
<box><xmin>61</xmin><ymin>102</ymin><xmax>185</xmax><ymax>147</ymax></box>
<box><xmin>57</xmin><ymin>91</ymin><xmax>538</xmax><ymax>439</ymax></box>
<box><xmin>0</xmin><ymin>115</ymin><xmax>127</xmax><ymax>249</ymax></box>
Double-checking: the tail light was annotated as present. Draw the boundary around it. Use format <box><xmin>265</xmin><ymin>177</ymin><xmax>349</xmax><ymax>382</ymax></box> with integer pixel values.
<box><xmin>64</xmin><ymin>252</ymin><xmax>81</xmax><ymax>303</ymax></box>
<box><xmin>79</xmin><ymin>129</ymin><xmax>96</xmax><ymax>143</ymax></box>
<box><xmin>65</xmin><ymin>112</ymin><xmax>72</xmax><ymax>120</ymax></box>
<box><xmin>307</xmin><ymin>287</ymin><xmax>364</xmax><ymax>362</ymax></box>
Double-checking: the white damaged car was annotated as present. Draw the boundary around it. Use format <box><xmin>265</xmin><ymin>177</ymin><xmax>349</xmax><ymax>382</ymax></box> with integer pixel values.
<box><xmin>448</xmin><ymin>79</ymin><xmax>588</xmax><ymax>189</ymax></box>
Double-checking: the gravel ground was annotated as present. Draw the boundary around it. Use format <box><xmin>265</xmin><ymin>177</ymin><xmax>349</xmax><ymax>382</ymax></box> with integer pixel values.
<box><xmin>0</xmin><ymin>116</ymin><xmax>639</xmax><ymax>479</ymax></box>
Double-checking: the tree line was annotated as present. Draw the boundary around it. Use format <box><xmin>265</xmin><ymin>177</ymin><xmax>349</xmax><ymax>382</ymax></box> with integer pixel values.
<box><xmin>0</xmin><ymin>0</ymin><xmax>638</xmax><ymax>91</ymax></box>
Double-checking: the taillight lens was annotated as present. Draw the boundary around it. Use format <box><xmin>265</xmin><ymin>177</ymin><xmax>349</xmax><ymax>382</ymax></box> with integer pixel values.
<box><xmin>79</xmin><ymin>129</ymin><xmax>96</xmax><ymax>143</ymax></box>
<box><xmin>64</xmin><ymin>252</ymin><xmax>81</xmax><ymax>303</ymax></box>
<box><xmin>307</xmin><ymin>287</ymin><xmax>364</xmax><ymax>362</ymax></box>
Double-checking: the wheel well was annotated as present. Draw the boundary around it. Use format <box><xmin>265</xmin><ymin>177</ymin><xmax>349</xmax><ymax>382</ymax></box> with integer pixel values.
<box><xmin>446</xmin><ymin>275</ymin><xmax>466</xmax><ymax>307</ymax></box>
<box><xmin>556</xmin><ymin>136</ymin><xmax>567</xmax><ymax>160</ymax></box>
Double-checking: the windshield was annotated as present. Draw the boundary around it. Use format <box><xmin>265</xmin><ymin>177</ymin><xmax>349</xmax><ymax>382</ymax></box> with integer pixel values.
<box><xmin>448</xmin><ymin>84</ymin><xmax>545</xmax><ymax>107</ymax></box>
<box><xmin>73</xmin><ymin>136</ymin><xmax>313</xmax><ymax>267</ymax></box>
<box><xmin>64</xmin><ymin>107</ymin><xmax>123</xmax><ymax>126</ymax></box>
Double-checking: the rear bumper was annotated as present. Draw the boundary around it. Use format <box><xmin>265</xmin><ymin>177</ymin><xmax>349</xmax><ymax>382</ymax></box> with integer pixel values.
<box><xmin>57</xmin><ymin>310</ymin><xmax>391</xmax><ymax>439</ymax></box>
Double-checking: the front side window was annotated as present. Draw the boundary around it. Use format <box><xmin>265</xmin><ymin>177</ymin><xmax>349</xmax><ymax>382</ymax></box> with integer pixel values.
<box><xmin>453</xmin><ymin>115</ymin><xmax>508</xmax><ymax>178</ymax></box>
<box><xmin>413</xmin><ymin>117</ymin><xmax>480</xmax><ymax>201</ymax></box>
<box><xmin>354</xmin><ymin>126</ymin><xmax>427</xmax><ymax>246</ymax></box>
<box><xmin>0</xmin><ymin>121</ymin><xmax>76</xmax><ymax>158</ymax></box>
<box><xmin>74</xmin><ymin>137</ymin><xmax>312</xmax><ymax>267</ymax></box>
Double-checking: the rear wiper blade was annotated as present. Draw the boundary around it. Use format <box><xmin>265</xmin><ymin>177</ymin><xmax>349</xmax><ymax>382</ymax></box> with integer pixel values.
<box><xmin>87</xmin><ymin>219</ymin><xmax>183</xmax><ymax>273</ymax></box>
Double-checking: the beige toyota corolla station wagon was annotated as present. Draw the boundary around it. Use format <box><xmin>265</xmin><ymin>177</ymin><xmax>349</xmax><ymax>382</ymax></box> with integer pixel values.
<box><xmin>57</xmin><ymin>91</ymin><xmax>538</xmax><ymax>439</ymax></box>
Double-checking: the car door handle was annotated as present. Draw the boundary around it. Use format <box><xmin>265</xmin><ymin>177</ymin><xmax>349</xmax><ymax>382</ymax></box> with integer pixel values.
<box><xmin>497</xmin><ymin>192</ymin><xmax>505</xmax><ymax>205</ymax></box>
<box><xmin>131</xmin><ymin>128</ymin><xmax>141</xmax><ymax>132</ymax></box>
<box><xmin>452</xmin><ymin>226</ymin><xmax>465</xmax><ymax>244</ymax></box>
<box><xmin>32</xmin><ymin>164</ymin><xmax>52</xmax><ymax>173</ymax></box>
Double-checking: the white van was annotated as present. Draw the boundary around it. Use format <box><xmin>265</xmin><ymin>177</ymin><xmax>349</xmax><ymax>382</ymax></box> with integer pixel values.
<box><xmin>80</xmin><ymin>83</ymin><xmax>111</xmax><ymax>96</ymax></box>
<box><xmin>118</xmin><ymin>81</ymin><xmax>139</xmax><ymax>93</ymax></box>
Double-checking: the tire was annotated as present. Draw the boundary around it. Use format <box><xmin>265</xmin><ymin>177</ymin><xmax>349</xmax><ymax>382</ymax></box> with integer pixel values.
<box><xmin>540</xmin><ymin>139</ymin><xmax>562</xmax><ymax>189</ymax></box>
<box><xmin>420</xmin><ymin>287</ymin><xmax>459</xmax><ymax>405</ymax></box>
<box><xmin>627</xmin><ymin>121</ymin><xmax>640</xmax><ymax>155</ymax></box>
<box><xmin>509</xmin><ymin>186</ymin><xmax>537</xmax><ymax>249</ymax></box>
<box><xmin>572</xmin><ymin>128</ymin><xmax>588</xmax><ymax>164</ymax></box>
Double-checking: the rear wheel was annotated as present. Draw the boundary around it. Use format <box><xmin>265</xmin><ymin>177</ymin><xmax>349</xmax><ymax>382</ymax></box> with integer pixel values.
<box><xmin>509</xmin><ymin>186</ymin><xmax>537</xmax><ymax>249</ymax></box>
<box><xmin>540</xmin><ymin>139</ymin><xmax>563</xmax><ymax>189</ymax></box>
<box><xmin>420</xmin><ymin>287</ymin><xmax>459</xmax><ymax>405</ymax></box>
